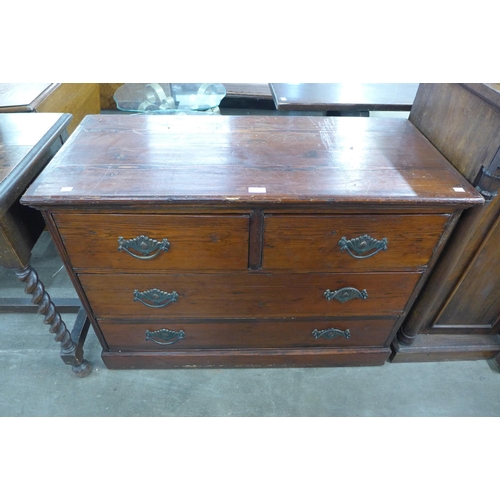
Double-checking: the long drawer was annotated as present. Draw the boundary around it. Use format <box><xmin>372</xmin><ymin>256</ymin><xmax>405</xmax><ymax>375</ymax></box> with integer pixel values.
<box><xmin>263</xmin><ymin>214</ymin><xmax>450</xmax><ymax>271</ymax></box>
<box><xmin>53</xmin><ymin>213</ymin><xmax>250</xmax><ymax>271</ymax></box>
<box><xmin>100</xmin><ymin>318</ymin><xmax>398</xmax><ymax>350</ymax></box>
<box><xmin>78</xmin><ymin>272</ymin><xmax>421</xmax><ymax>319</ymax></box>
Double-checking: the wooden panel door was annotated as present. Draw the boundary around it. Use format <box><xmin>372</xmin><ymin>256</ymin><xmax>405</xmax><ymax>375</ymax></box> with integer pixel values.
<box><xmin>433</xmin><ymin>215</ymin><xmax>500</xmax><ymax>332</ymax></box>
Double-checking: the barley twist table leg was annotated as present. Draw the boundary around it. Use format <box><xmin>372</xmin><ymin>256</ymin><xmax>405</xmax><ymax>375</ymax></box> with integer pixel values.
<box><xmin>15</xmin><ymin>263</ymin><xmax>92</xmax><ymax>377</ymax></box>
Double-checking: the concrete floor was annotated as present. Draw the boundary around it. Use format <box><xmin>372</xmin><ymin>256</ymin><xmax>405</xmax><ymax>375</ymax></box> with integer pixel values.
<box><xmin>1</xmin><ymin>230</ymin><xmax>499</xmax><ymax>417</ymax></box>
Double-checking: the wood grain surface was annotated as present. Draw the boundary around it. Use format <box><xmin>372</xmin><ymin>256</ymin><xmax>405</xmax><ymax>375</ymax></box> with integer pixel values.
<box><xmin>22</xmin><ymin>115</ymin><xmax>483</xmax><ymax>210</ymax></box>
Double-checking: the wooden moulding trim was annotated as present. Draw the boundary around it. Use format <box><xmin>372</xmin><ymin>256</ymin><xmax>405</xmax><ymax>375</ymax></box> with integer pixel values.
<box><xmin>20</xmin><ymin>200</ymin><xmax>479</xmax><ymax>213</ymax></box>
<box><xmin>0</xmin><ymin>114</ymin><xmax>72</xmax><ymax>212</ymax></box>
<box><xmin>394</xmin><ymin>210</ymin><xmax>465</xmax><ymax>345</ymax></box>
<box><xmin>30</xmin><ymin>83</ymin><xmax>60</xmax><ymax>109</ymax></box>
<box><xmin>459</xmin><ymin>83</ymin><xmax>500</xmax><ymax>113</ymax></box>
<box><xmin>431</xmin><ymin>215</ymin><xmax>500</xmax><ymax>329</ymax></box>
<box><xmin>248</xmin><ymin>209</ymin><xmax>264</xmax><ymax>270</ymax></box>
<box><xmin>101</xmin><ymin>347</ymin><xmax>391</xmax><ymax>369</ymax></box>
<box><xmin>390</xmin><ymin>333</ymin><xmax>500</xmax><ymax>363</ymax></box>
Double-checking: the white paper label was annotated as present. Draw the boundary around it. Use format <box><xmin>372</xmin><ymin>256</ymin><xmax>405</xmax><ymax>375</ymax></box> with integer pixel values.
<box><xmin>60</xmin><ymin>187</ymin><xmax>73</xmax><ymax>192</ymax></box>
<box><xmin>453</xmin><ymin>187</ymin><xmax>466</xmax><ymax>192</ymax></box>
<box><xmin>248</xmin><ymin>187</ymin><xmax>267</xmax><ymax>193</ymax></box>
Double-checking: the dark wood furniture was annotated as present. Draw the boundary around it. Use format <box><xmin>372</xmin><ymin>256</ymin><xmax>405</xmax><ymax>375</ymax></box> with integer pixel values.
<box><xmin>270</xmin><ymin>83</ymin><xmax>419</xmax><ymax>115</ymax></box>
<box><xmin>0</xmin><ymin>83</ymin><xmax>101</xmax><ymax>134</ymax></box>
<box><xmin>223</xmin><ymin>83</ymin><xmax>272</xmax><ymax>100</ymax></box>
<box><xmin>0</xmin><ymin>113</ymin><xmax>91</xmax><ymax>376</ymax></box>
<box><xmin>21</xmin><ymin>114</ymin><xmax>482</xmax><ymax>370</ymax></box>
<box><xmin>392</xmin><ymin>83</ymin><xmax>500</xmax><ymax>362</ymax></box>
<box><xmin>220</xmin><ymin>83</ymin><xmax>274</xmax><ymax>112</ymax></box>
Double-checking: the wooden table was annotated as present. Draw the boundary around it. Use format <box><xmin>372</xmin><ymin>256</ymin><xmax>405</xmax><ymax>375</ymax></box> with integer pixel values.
<box><xmin>21</xmin><ymin>114</ymin><xmax>483</xmax><ymax>370</ymax></box>
<box><xmin>0</xmin><ymin>83</ymin><xmax>101</xmax><ymax>134</ymax></box>
<box><xmin>0</xmin><ymin>113</ymin><xmax>91</xmax><ymax>377</ymax></box>
<box><xmin>270</xmin><ymin>83</ymin><xmax>419</xmax><ymax>115</ymax></box>
<box><xmin>222</xmin><ymin>83</ymin><xmax>273</xmax><ymax>100</ymax></box>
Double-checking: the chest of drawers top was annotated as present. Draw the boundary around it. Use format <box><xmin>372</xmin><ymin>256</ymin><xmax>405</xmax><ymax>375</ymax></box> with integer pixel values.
<box><xmin>21</xmin><ymin>114</ymin><xmax>482</xmax><ymax>211</ymax></box>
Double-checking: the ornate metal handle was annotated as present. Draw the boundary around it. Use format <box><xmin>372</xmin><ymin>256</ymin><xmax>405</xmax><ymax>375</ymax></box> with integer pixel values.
<box><xmin>134</xmin><ymin>288</ymin><xmax>178</xmax><ymax>308</ymax></box>
<box><xmin>338</xmin><ymin>234</ymin><xmax>388</xmax><ymax>259</ymax></box>
<box><xmin>312</xmin><ymin>327</ymin><xmax>351</xmax><ymax>340</ymax></box>
<box><xmin>324</xmin><ymin>287</ymin><xmax>368</xmax><ymax>303</ymax></box>
<box><xmin>145</xmin><ymin>328</ymin><xmax>185</xmax><ymax>345</ymax></box>
<box><xmin>118</xmin><ymin>235</ymin><xmax>170</xmax><ymax>260</ymax></box>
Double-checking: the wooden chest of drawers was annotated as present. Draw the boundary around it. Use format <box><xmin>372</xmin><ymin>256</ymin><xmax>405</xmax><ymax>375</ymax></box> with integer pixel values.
<box><xmin>21</xmin><ymin>114</ymin><xmax>483</xmax><ymax>369</ymax></box>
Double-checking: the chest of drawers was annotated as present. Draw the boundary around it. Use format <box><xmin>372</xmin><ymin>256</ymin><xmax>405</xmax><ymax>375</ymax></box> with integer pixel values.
<box><xmin>21</xmin><ymin>114</ymin><xmax>483</xmax><ymax>369</ymax></box>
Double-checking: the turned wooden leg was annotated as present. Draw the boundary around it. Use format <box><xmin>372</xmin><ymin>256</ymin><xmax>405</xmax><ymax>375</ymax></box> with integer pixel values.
<box><xmin>15</xmin><ymin>263</ymin><xmax>92</xmax><ymax>377</ymax></box>
<box><xmin>396</xmin><ymin>325</ymin><xmax>417</xmax><ymax>346</ymax></box>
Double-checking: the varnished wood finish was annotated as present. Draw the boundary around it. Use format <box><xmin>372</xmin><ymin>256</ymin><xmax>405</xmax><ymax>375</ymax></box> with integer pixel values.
<box><xmin>434</xmin><ymin>216</ymin><xmax>500</xmax><ymax>329</ymax></box>
<box><xmin>0</xmin><ymin>83</ymin><xmax>101</xmax><ymax>134</ymax></box>
<box><xmin>394</xmin><ymin>83</ymin><xmax>500</xmax><ymax>364</ymax></box>
<box><xmin>53</xmin><ymin>213</ymin><xmax>250</xmax><ymax>271</ymax></box>
<box><xmin>390</xmin><ymin>334</ymin><xmax>500</xmax><ymax>363</ymax></box>
<box><xmin>79</xmin><ymin>272</ymin><xmax>420</xmax><ymax>319</ymax></box>
<box><xmin>0</xmin><ymin>113</ymin><xmax>71</xmax><ymax>268</ymax></box>
<box><xmin>409</xmin><ymin>83</ymin><xmax>500</xmax><ymax>182</ymax></box>
<box><xmin>223</xmin><ymin>83</ymin><xmax>273</xmax><ymax>100</ymax></box>
<box><xmin>100</xmin><ymin>319</ymin><xmax>397</xmax><ymax>350</ymax></box>
<box><xmin>0</xmin><ymin>113</ymin><xmax>91</xmax><ymax>376</ymax></box>
<box><xmin>270</xmin><ymin>83</ymin><xmax>419</xmax><ymax>112</ymax></box>
<box><xmin>0</xmin><ymin>83</ymin><xmax>53</xmax><ymax>110</ymax></box>
<box><xmin>21</xmin><ymin>114</ymin><xmax>483</xmax><ymax>369</ymax></box>
<box><xmin>101</xmin><ymin>347</ymin><xmax>391</xmax><ymax>369</ymax></box>
<box><xmin>263</xmin><ymin>214</ymin><xmax>449</xmax><ymax>272</ymax></box>
<box><xmin>15</xmin><ymin>263</ymin><xmax>91</xmax><ymax>377</ymax></box>
<box><xmin>23</xmin><ymin>115</ymin><xmax>480</xmax><ymax>209</ymax></box>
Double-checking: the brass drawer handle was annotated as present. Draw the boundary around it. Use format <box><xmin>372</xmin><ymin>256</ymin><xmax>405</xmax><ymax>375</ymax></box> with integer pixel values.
<box><xmin>118</xmin><ymin>235</ymin><xmax>170</xmax><ymax>260</ymax></box>
<box><xmin>338</xmin><ymin>234</ymin><xmax>388</xmax><ymax>259</ymax></box>
<box><xmin>324</xmin><ymin>287</ymin><xmax>368</xmax><ymax>303</ymax></box>
<box><xmin>134</xmin><ymin>288</ymin><xmax>178</xmax><ymax>308</ymax></box>
<box><xmin>312</xmin><ymin>327</ymin><xmax>351</xmax><ymax>340</ymax></box>
<box><xmin>145</xmin><ymin>328</ymin><xmax>185</xmax><ymax>345</ymax></box>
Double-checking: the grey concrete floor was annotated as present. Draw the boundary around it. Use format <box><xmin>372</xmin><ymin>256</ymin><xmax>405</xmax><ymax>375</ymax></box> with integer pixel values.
<box><xmin>1</xmin><ymin>231</ymin><xmax>499</xmax><ymax>417</ymax></box>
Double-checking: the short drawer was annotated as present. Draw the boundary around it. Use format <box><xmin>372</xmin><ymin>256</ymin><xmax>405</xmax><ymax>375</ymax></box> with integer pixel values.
<box><xmin>263</xmin><ymin>214</ymin><xmax>450</xmax><ymax>271</ymax></box>
<box><xmin>79</xmin><ymin>272</ymin><xmax>421</xmax><ymax>319</ymax></box>
<box><xmin>53</xmin><ymin>213</ymin><xmax>250</xmax><ymax>271</ymax></box>
<box><xmin>100</xmin><ymin>318</ymin><xmax>398</xmax><ymax>351</ymax></box>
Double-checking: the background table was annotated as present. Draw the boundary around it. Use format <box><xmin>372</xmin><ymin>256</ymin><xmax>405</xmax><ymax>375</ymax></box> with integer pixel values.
<box><xmin>0</xmin><ymin>83</ymin><xmax>100</xmax><ymax>134</ymax></box>
<box><xmin>270</xmin><ymin>83</ymin><xmax>419</xmax><ymax>115</ymax></box>
<box><xmin>0</xmin><ymin>113</ymin><xmax>91</xmax><ymax>376</ymax></box>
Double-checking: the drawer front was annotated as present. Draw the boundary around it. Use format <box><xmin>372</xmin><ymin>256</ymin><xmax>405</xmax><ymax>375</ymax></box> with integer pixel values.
<box><xmin>100</xmin><ymin>318</ymin><xmax>397</xmax><ymax>350</ymax></box>
<box><xmin>79</xmin><ymin>272</ymin><xmax>420</xmax><ymax>319</ymax></box>
<box><xmin>263</xmin><ymin>214</ymin><xmax>449</xmax><ymax>271</ymax></box>
<box><xmin>53</xmin><ymin>213</ymin><xmax>250</xmax><ymax>271</ymax></box>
